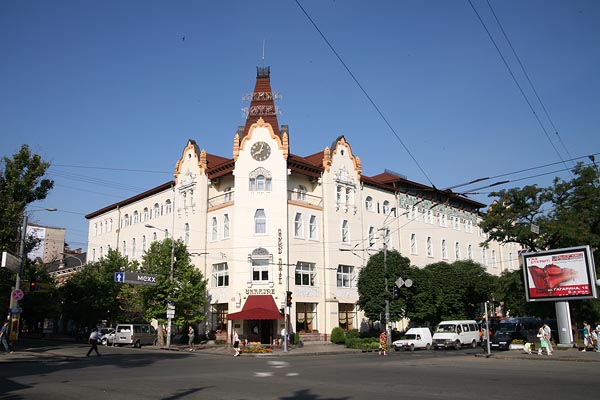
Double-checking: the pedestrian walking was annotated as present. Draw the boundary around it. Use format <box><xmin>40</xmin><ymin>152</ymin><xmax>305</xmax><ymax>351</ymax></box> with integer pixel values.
<box><xmin>537</xmin><ymin>324</ymin><xmax>550</xmax><ymax>355</ymax></box>
<box><xmin>594</xmin><ymin>321</ymin><xmax>600</xmax><ymax>353</ymax></box>
<box><xmin>0</xmin><ymin>320</ymin><xmax>13</xmax><ymax>354</ymax></box>
<box><xmin>86</xmin><ymin>327</ymin><xmax>101</xmax><ymax>357</ymax></box>
<box><xmin>232</xmin><ymin>328</ymin><xmax>240</xmax><ymax>356</ymax></box>
<box><xmin>379</xmin><ymin>330</ymin><xmax>387</xmax><ymax>356</ymax></box>
<box><xmin>188</xmin><ymin>325</ymin><xmax>195</xmax><ymax>351</ymax></box>
<box><xmin>542</xmin><ymin>323</ymin><xmax>553</xmax><ymax>355</ymax></box>
<box><xmin>582</xmin><ymin>321</ymin><xmax>593</xmax><ymax>352</ymax></box>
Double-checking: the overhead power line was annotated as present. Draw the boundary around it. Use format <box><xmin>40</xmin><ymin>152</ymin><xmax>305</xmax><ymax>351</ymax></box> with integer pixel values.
<box><xmin>467</xmin><ymin>0</ymin><xmax>573</xmax><ymax>177</ymax></box>
<box><xmin>294</xmin><ymin>0</ymin><xmax>435</xmax><ymax>188</ymax></box>
<box><xmin>485</xmin><ymin>0</ymin><xmax>575</xmax><ymax>166</ymax></box>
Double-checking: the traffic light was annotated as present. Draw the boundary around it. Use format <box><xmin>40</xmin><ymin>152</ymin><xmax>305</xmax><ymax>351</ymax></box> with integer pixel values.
<box><xmin>393</xmin><ymin>286</ymin><xmax>398</xmax><ymax>299</ymax></box>
<box><xmin>30</xmin><ymin>281</ymin><xmax>37</xmax><ymax>292</ymax></box>
<box><xmin>279</xmin><ymin>307</ymin><xmax>285</xmax><ymax>316</ymax></box>
<box><xmin>286</xmin><ymin>291</ymin><xmax>293</xmax><ymax>307</ymax></box>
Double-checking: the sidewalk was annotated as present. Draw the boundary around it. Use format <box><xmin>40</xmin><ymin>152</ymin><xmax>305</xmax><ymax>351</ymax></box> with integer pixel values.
<box><xmin>2</xmin><ymin>337</ymin><xmax>599</xmax><ymax>363</ymax></box>
<box><xmin>0</xmin><ymin>338</ymin><xmax>359</xmax><ymax>363</ymax></box>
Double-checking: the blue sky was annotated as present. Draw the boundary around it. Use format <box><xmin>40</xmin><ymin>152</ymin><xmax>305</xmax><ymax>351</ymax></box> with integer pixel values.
<box><xmin>1</xmin><ymin>0</ymin><xmax>599</xmax><ymax>252</ymax></box>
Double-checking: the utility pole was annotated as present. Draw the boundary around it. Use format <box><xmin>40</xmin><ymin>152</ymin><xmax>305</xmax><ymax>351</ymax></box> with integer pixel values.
<box><xmin>383</xmin><ymin>227</ymin><xmax>390</xmax><ymax>349</ymax></box>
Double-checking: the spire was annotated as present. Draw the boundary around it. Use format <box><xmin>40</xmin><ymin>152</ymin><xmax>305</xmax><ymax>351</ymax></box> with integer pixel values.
<box><xmin>241</xmin><ymin>66</ymin><xmax>281</xmax><ymax>139</ymax></box>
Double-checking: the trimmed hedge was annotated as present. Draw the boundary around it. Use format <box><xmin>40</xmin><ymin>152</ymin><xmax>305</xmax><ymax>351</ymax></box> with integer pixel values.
<box><xmin>330</xmin><ymin>327</ymin><xmax>346</xmax><ymax>344</ymax></box>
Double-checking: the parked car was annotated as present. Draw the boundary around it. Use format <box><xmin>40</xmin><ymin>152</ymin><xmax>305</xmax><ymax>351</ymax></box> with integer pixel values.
<box><xmin>100</xmin><ymin>328</ymin><xmax>115</xmax><ymax>346</ymax></box>
<box><xmin>392</xmin><ymin>327</ymin><xmax>432</xmax><ymax>351</ymax></box>
<box><xmin>433</xmin><ymin>320</ymin><xmax>480</xmax><ymax>350</ymax></box>
<box><xmin>490</xmin><ymin>317</ymin><xmax>541</xmax><ymax>351</ymax></box>
<box><xmin>114</xmin><ymin>323</ymin><xmax>157</xmax><ymax>348</ymax></box>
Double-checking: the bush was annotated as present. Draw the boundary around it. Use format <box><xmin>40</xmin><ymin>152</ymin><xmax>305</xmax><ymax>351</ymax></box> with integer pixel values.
<box><xmin>331</xmin><ymin>327</ymin><xmax>346</xmax><ymax>344</ymax></box>
<box><xmin>346</xmin><ymin>329</ymin><xmax>360</xmax><ymax>340</ymax></box>
<box><xmin>345</xmin><ymin>337</ymin><xmax>380</xmax><ymax>350</ymax></box>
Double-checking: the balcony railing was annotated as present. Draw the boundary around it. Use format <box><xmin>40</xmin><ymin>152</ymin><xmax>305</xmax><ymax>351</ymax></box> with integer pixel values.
<box><xmin>208</xmin><ymin>191</ymin><xmax>235</xmax><ymax>208</ymax></box>
<box><xmin>287</xmin><ymin>190</ymin><xmax>323</xmax><ymax>208</ymax></box>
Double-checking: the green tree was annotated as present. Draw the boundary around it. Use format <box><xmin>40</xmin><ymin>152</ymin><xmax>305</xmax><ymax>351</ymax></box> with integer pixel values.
<box><xmin>480</xmin><ymin>162</ymin><xmax>600</xmax><ymax>323</ymax></box>
<box><xmin>0</xmin><ymin>144</ymin><xmax>54</xmax><ymax>253</ymax></box>
<box><xmin>138</xmin><ymin>238</ymin><xmax>207</xmax><ymax>344</ymax></box>
<box><xmin>0</xmin><ymin>144</ymin><xmax>54</xmax><ymax>314</ymax></box>
<box><xmin>407</xmin><ymin>260</ymin><xmax>494</xmax><ymax>325</ymax></box>
<box><xmin>356</xmin><ymin>250</ymin><xmax>414</xmax><ymax>322</ymax></box>
<box><xmin>60</xmin><ymin>249</ymin><xmax>131</xmax><ymax>328</ymax></box>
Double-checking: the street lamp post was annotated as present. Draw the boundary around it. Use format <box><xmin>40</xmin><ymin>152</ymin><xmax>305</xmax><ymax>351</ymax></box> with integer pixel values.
<box><xmin>145</xmin><ymin>224</ymin><xmax>175</xmax><ymax>348</ymax></box>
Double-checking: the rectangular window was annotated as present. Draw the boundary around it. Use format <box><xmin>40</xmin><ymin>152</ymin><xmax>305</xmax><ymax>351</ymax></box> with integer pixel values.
<box><xmin>212</xmin><ymin>262</ymin><xmax>229</xmax><ymax>287</ymax></box>
<box><xmin>339</xmin><ymin>303</ymin><xmax>355</xmax><ymax>330</ymax></box>
<box><xmin>210</xmin><ymin>303</ymin><xmax>228</xmax><ymax>331</ymax></box>
<box><xmin>427</xmin><ymin>236</ymin><xmax>433</xmax><ymax>257</ymax></box>
<box><xmin>368</xmin><ymin>227</ymin><xmax>375</xmax><ymax>247</ymax></box>
<box><xmin>296</xmin><ymin>302</ymin><xmax>316</xmax><ymax>333</ymax></box>
<box><xmin>295</xmin><ymin>262</ymin><xmax>315</xmax><ymax>286</ymax></box>
<box><xmin>337</xmin><ymin>265</ymin><xmax>354</xmax><ymax>288</ymax></box>
<box><xmin>252</xmin><ymin>258</ymin><xmax>270</xmax><ymax>282</ymax></box>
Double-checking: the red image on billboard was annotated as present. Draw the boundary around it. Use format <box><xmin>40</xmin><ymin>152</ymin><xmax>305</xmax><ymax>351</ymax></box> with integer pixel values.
<box><xmin>522</xmin><ymin>246</ymin><xmax>597</xmax><ymax>302</ymax></box>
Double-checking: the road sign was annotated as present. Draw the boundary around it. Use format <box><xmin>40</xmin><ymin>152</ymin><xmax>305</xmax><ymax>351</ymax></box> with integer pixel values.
<box><xmin>166</xmin><ymin>310</ymin><xmax>175</xmax><ymax>318</ymax></box>
<box><xmin>11</xmin><ymin>289</ymin><xmax>24</xmax><ymax>301</ymax></box>
<box><xmin>1</xmin><ymin>251</ymin><xmax>21</xmax><ymax>273</ymax></box>
<box><xmin>395</xmin><ymin>277</ymin><xmax>413</xmax><ymax>288</ymax></box>
<box><xmin>10</xmin><ymin>306</ymin><xmax>22</xmax><ymax>314</ymax></box>
<box><xmin>115</xmin><ymin>272</ymin><xmax>157</xmax><ymax>286</ymax></box>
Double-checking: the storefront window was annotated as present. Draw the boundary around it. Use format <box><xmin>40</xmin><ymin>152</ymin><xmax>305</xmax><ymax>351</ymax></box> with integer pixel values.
<box><xmin>296</xmin><ymin>302</ymin><xmax>316</xmax><ymax>333</ymax></box>
<box><xmin>339</xmin><ymin>303</ymin><xmax>355</xmax><ymax>331</ymax></box>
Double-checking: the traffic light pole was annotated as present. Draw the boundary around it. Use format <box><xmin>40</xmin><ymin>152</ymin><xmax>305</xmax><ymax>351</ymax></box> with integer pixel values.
<box><xmin>8</xmin><ymin>215</ymin><xmax>28</xmax><ymax>341</ymax></box>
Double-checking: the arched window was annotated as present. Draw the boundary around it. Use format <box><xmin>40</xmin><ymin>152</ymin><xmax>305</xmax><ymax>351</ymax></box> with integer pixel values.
<box><xmin>133</xmin><ymin>211</ymin><xmax>139</xmax><ymax>224</ymax></box>
<box><xmin>142</xmin><ymin>235</ymin><xmax>147</xmax><ymax>254</ymax></box>
<box><xmin>132</xmin><ymin>238</ymin><xmax>136</xmax><ymax>258</ymax></box>
<box><xmin>297</xmin><ymin>185</ymin><xmax>307</xmax><ymax>201</ymax></box>
<box><xmin>255</xmin><ymin>209</ymin><xmax>266</xmax><ymax>234</ymax></box>
<box><xmin>166</xmin><ymin>199</ymin><xmax>172</xmax><ymax>214</ymax></box>
<box><xmin>441</xmin><ymin>239</ymin><xmax>447</xmax><ymax>259</ymax></box>
<box><xmin>249</xmin><ymin>168</ymin><xmax>272</xmax><ymax>192</ymax></box>
<box><xmin>427</xmin><ymin>236</ymin><xmax>433</xmax><ymax>257</ymax></box>
<box><xmin>468</xmin><ymin>244</ymin><xmax>473</xmax><ymax>260</ymax></box>
<box><xmin>152</xmin><ymin>232</ymin><xmax>157</xmax><ymax>242</ymax></box>
<box><xmin>153</xmin><ymin>203</ymin><xmax>160</xmax><ymax>218</ymax></box>
<box><xmin>369</xmin><ymin>227</ymin><xmax>375</xmax><ymax>246</ymax></box>
<box><xmin>365</xmin><ymin>196</ymin><xmax>373</xmax><ymax>211</ymax></box>
<box><xmin>410</xmin><ymin>234</ymin><xmax>417</xmax><ymax>254</ymax></box>
<box><xmin>224</xmin><ymin>187</ymin><xmax>233</xmax><ymax>202</ymax></box>
<box><xmin>309</xmin><ymin>215</ymin><xmax>318</xmax><ymax>240</ymax></box>
<box><xmin>211</xmin><ymin>217</ymin><xmax>218</xmax><ymax>241</ymax></box>
<box><xmin>294</xmin><ymin>213</ymin><xmax>303</xmax><ymax>238</ymax></box>
<box><xmin>123</xmin><ymin>214</ymin><xmax>129</xmax><ymax>228</ymax></box>
<box><xmin>223</xmin><ymin>214</ymin><xmax>230</xmax><ymax>239</ymax></box>
<box><xmin>184</xmin><ymin>223</ymin><xmax>190</xmax><ymax>246</ymax></box>
<box><xmin>341</xmin><ymin>220</ymin><xmax>349</xmax><ymax>243</ymax></box>
<box><xmin>143</xmin><ymin>208</ymin><xmax>149</xmax><ymax>222</ymax></box>
<box><xmin>383</xmin><ymin>200</ymin><xmax>390</xmax><ymax>215</ymax></box>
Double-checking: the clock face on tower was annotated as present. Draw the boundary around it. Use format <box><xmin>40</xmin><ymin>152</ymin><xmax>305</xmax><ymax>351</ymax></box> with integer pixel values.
<box><xmin>251</xmin><ymin>141</ymin><xmax>271</xmax><ymax>161</ymax></box>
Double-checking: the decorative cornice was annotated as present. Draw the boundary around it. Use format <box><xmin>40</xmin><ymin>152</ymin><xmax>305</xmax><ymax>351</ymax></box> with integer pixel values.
<box><xmin>233</xmin><ymin>133</ymin><xmax>240</xmax><ymax>161</ymax></box>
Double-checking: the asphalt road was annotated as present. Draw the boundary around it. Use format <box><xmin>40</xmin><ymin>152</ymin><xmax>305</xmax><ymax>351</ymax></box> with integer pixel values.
<box><xmin>1</xmin><ymin>343</ymin><xmax>598</xmax><ymax>400</ymax></box>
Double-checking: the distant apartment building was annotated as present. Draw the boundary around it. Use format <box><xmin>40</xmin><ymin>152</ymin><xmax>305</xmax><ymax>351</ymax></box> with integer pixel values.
<box><xmin>27</xmin><ymin>223</ymin><xmax>65</xmax><ymax>264</ymax></box>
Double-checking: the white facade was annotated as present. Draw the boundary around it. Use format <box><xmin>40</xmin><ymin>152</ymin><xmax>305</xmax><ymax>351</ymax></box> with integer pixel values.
<box><xmin>86</xmin><ymin>67</ymin><xmax>520</xmax><ymax>341</ymax></box>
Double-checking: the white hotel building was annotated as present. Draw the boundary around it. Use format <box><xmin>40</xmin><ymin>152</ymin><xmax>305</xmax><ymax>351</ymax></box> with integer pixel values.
<box><xmin>86</xmin><ymin>66</ymin><xmax>520</xmax><ymax>343</ymax></box>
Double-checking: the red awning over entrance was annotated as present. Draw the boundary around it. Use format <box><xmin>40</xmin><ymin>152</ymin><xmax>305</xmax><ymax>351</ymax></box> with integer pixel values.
<box><xmin>226</xmin><ymin>295</ymin><xmax>284</xmax><ymax>320</ymax></box>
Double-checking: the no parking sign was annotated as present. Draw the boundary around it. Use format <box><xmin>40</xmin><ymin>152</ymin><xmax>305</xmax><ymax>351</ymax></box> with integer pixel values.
<box><xmin>11</xmin><ymin>289</ymin><xmax>24</xmax><ymax>301</ymax></box>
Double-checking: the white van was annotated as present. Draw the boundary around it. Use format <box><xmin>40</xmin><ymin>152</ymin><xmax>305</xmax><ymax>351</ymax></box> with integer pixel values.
<box><xmin>432</xmin><ymin>320</ymin><xmax>480</xmax><ymax>350</ymax></box>
<box><xmin>114</xmin><ymin>323</ymin><xmax>157</xmax><ymax>348</ymax></box>
<box><xmin>392</xmin><ymin>327</ymin><xmax>432</xmax><ymax>351</ymax></box>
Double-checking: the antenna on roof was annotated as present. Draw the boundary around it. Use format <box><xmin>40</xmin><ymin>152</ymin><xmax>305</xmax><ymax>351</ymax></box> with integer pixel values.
<box><xmin>261</xmin><ymin>40</ymin><xmax>265</xmax><ymax>66</ymax></box>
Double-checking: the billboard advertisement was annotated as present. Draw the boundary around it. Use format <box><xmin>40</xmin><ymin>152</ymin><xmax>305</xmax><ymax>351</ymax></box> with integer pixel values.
<box><xmin>522</xmin><ymin>245</ymin><xmax>597</xmax><ymax>302</ymax></box>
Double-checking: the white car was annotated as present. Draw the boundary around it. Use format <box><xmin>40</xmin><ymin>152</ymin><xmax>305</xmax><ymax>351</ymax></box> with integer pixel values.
<box><xmin>100</xmin><ymin>328</ymin><xmax>116</xmax><ymax>346</ymax></box>
<box><xmin>393</xmin><ymin>327</ymin><xmax>432</xmax><ymax>351</ymax></box>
